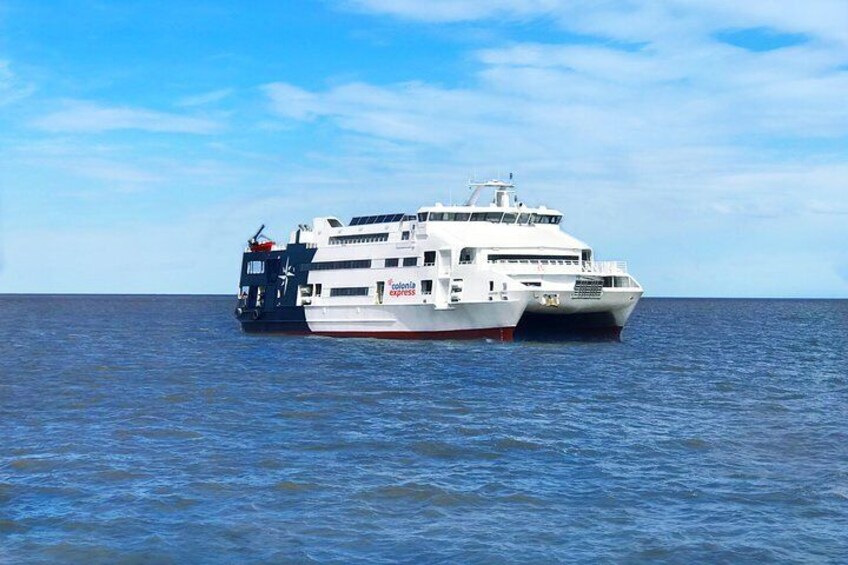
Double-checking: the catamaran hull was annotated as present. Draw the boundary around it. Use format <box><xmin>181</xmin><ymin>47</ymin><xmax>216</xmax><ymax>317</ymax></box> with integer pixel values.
<box><xmin>237</xmin><ymin>295</ymin><xmax>639</xmax><ymax>341</ymax></box>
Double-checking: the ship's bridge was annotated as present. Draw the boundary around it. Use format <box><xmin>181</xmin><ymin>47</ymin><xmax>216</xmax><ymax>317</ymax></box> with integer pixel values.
<box><xmin>416</xmin><ymin>179</ymin><xmax>563</xmax><ymax>225</ymax></box>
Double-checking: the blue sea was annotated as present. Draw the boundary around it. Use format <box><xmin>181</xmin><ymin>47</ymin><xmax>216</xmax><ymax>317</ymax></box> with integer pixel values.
<box><xmin>2</xmin><ymin>296</ymin><xmax>847</xmax><ymax>563</ymax></box>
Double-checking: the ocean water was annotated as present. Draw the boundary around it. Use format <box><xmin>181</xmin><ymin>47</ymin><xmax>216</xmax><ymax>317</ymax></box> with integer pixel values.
<box><xmin>1</xmin><ymin>296</ymin><xmax>847</xmax><ymax>563</ymax></box>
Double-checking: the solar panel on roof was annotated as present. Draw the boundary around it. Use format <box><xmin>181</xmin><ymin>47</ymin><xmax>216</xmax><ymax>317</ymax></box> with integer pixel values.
<box><xmin>348</xmin><ymin>213</ymin><xmax>408</xmax><ymax>225</ymax></box>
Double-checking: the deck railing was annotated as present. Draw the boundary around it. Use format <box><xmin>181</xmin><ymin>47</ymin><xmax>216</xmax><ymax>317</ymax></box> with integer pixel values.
<box><xmin>488</xmin><ymin>259</ymin><xmax>628</xmax><ymax>274</ymax></box>
<box><xmin>584</xmin><ymin>261</ymin><xmax>628</xmax><ymax>274</ymax></box>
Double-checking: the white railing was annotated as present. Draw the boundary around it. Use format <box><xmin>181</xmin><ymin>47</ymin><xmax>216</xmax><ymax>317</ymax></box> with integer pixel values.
<box><xmin>489</xmin><ymin>259</ymin><xmax>581</xmax><ymax>266</ymax></box>
<box><xmin>583</xmin><ymin>261</ymin><xmax>628</xmax><ymax>274</ymax></box>
<box><xmin>488</xmin><ymin>258</ymin><xmax>628</xmax><ymax>274</ymax></box>
<box><xmin>328</xmin><ymin>237</ymin><xmax>387</xmax><ymax>246</ymax></box>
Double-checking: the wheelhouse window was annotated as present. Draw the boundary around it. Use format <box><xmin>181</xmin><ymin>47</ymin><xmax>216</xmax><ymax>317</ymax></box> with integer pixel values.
<box><xmin>385</xmin><ymin>258</ymin><xmax>399</xmax><ymax>268</ymax></box>
<box><xmin>517</xmin><ymin>213</ymin><xmax>530</xmax><ymax>225</ymax></box>
<box><xmin>403</xmin><ymin>257</ymin><xmax>418</xmax><ymax>267</ymax></box>
<box><xmin>470</xmin><ymin>212</ymin><xmax>488</xmax><ymax>221</ymax></box>
<box><xmin>428</xmin><ymin>212</ymin><xmax>471</xmax><ymax>221</ymax></box>
<box><xmin>485</xmin><ymin>212</ymin><xmax>503</xmax><ymax>223</ymax></box>
<box><xmin>533</xmin><ymin>214</ymin><xmax>562</xmax><ymax>225</ymax></box>
<box><xmin>502</xmin><ymin>213</ymin><xmax>517</xmax><ymax>224</ymax></box>
<box><xmin>417</xmin><ymin>212</ymin><xmax>429</xmax><ymax>222</ymax></box>
<box><xmin>246</xmin><ymin>260</ymin><xmax>265</xmax><ymax>274</ymax></box>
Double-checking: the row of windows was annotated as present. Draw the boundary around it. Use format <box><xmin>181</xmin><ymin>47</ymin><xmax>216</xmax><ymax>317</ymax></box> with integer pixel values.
<box><xmin>417</xmin><ymin>211</ymin><xmax>562</xmax><ymax>225</ymax></box>
<box><xmin>300</xmin><ymin>260</ymin><xmax>372</xmax><ymax>271</ymax></box>
<box><xmin>329</xmin><ymin>233</ymin><xmax>389</xmax><ymax>245</ymax></box>
<box><xmin>249</xmin><ymin>251</ymin><xmax>584</xmax><ymax>277</ymax></box>
<box><xmin>488</xmin><ymin>254</ymin><xmax>579</xmax><ymax>262</ymax></box>
<box><xmin>329</xmin><ymin>286</ymin><xmax>370</xmax><ymax>297</ymax></box>
<box><xmin>348</xmin><ymin>213</ymin><xmax>415</xmax><ymax>226</ymax></box>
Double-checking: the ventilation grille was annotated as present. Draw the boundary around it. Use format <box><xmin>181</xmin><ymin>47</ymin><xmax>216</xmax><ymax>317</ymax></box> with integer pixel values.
<box><xmin>573</xmin><ymin>277</ymin><xmax>603</xmax><ymax>299</ymax></box>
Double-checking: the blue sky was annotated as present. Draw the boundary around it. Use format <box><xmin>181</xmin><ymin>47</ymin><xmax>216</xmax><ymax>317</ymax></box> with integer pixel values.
<box><xmin>1</xmin><ymin>0</ymin><xmax>847</xmax><ymax>297</ymax></box>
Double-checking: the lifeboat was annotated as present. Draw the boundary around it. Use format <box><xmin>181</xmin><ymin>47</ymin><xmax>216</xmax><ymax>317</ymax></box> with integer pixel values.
<box><xmin>247</xmin><ymin>224</ymin><xmax>274</xmax><ymax>252</ymax></box>
<box><xmin>249</xmin><ymin>240</ymin><xmax>274</xmax><ymax>252</ymax></box>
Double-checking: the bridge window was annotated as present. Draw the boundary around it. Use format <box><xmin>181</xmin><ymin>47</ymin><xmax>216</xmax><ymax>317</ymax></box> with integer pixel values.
<box><xmin>246</xmin><ymin>260</ymin><xmax>265</xmax><ymax>274</ymax></box>
<box><xmin>502</xmin><ymin>213</ymin><xmax>517</xmax><ymax>224</ymax></box>
<box><xmin>533</xmin><ymin>214</ymin><xmax>562</xmax><ymax>225</ymax></box>
<box><xmin>403</xmin><ymin>257</ymin><xmax>418</xmax><ymax>267</ymax></box>
<box><xmin>517</xmin><ymin>213</ymin><xmax>530</xmax><ymax>225</ymax></box>
<box><xmin>471</xmin><ymin>212</ymin><xmax>487</xmax><ymax>221</ymax></box>
<box><xmin>485</xmin><ymin>212</ymin><xmax>503</xmax><ymax>223</ymax></box>
<box><xmin>385</xmin><ymin>258</ymin><xmax>399</xmax><ymax>267</ymax></box>
<box><xmin>417</xmin><ymin>212</ymin><xmax>428</xmax><ymax>222</ymax></box>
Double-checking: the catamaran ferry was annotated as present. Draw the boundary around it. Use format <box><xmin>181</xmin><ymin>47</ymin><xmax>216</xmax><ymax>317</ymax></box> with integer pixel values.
<box><xmin>234</xmin><ymin>180</ymin><xmax>642</xmax><ymax>341</ymax></box>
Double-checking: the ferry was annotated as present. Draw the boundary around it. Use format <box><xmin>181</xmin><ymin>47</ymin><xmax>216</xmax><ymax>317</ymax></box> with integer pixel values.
<box><xmin>234</xmin><ymin>180</ymin><xmax>642</xmax><ymax>341</ymax></box>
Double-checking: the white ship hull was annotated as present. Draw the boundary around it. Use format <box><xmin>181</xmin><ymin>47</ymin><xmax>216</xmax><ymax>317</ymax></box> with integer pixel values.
<box><xmin>305</xmin><ymin>300</ymin><xmax>526</xmax><ymax>340</ymax></box>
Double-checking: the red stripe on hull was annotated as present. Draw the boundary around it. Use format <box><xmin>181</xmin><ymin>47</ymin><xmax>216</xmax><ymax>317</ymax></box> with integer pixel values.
<box><xmin>313</xmin><ymin>326</ymin><xmax>515</xmax><ymax>342</ymax></box>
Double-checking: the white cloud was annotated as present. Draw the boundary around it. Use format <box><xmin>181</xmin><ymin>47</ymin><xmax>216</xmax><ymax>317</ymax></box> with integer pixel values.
<box><xmin>177</xmin><ymin>88</ymin><xmax>234</xmax><ymax>107</ymax></box>
<box><xmin>0</xmin><ymin>60</ymin><xmax>35</xmax><ymax>105</ymax></box>
<box><xmin>263</xmin><ymin>83</ymin><xmax>323</xmax><ymax>120</ymax></box>
<box><xmin>346</xmin><ymin>0</ymin><xmax>848</xmax><ymax>47</ymax></box>
<box><xmin>31</xmin><ymin>100</ymin><xmax>223</xmax><ymax>134</ymax></box>
<box><xmin>346</xmin><ymin>0</ymin><xmax>559</xmax><ymax>23</ymax></box>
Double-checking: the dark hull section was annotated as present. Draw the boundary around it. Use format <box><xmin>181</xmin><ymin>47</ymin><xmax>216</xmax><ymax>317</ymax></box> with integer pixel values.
<box><xmin>237</xmin><ymin>308</ymin><xmax>311</xmax><ymax>334</ymax></box>
<box><xmin>235</xmin><ymin>242</ymin><xmax>318</xmax><ymax>333</ymax></box>
<box><xmin>514</xmin><ymin>311</ymin><xmax>622</xmax><ymax>342</ymax></box>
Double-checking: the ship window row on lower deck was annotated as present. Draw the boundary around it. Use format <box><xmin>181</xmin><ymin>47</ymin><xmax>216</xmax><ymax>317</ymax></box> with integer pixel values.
<box><xmin>329</xmin><ymin>233</ymin><xmax>390</xmax><ymax>245</ymax></box>
<box><xmin>300</xmin><ymin>259</ymin><xmax>372</xmax><ymax>271</ymax></box>
<box><xmin>329</xmin><ymin>286</ymin><xmax>370</xmax><ymax>297</ymax></box>
<box><xmin>299</xmin><ymin>258</ymin><xmax>422</xmax><ymax>271</ymax></box>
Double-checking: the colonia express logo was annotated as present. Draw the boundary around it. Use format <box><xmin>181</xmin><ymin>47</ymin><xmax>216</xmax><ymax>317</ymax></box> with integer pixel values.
<box><xmin>388</xmin><ymin>279</ymin><xmax>416</xmax><ymax>297</ymax></box>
